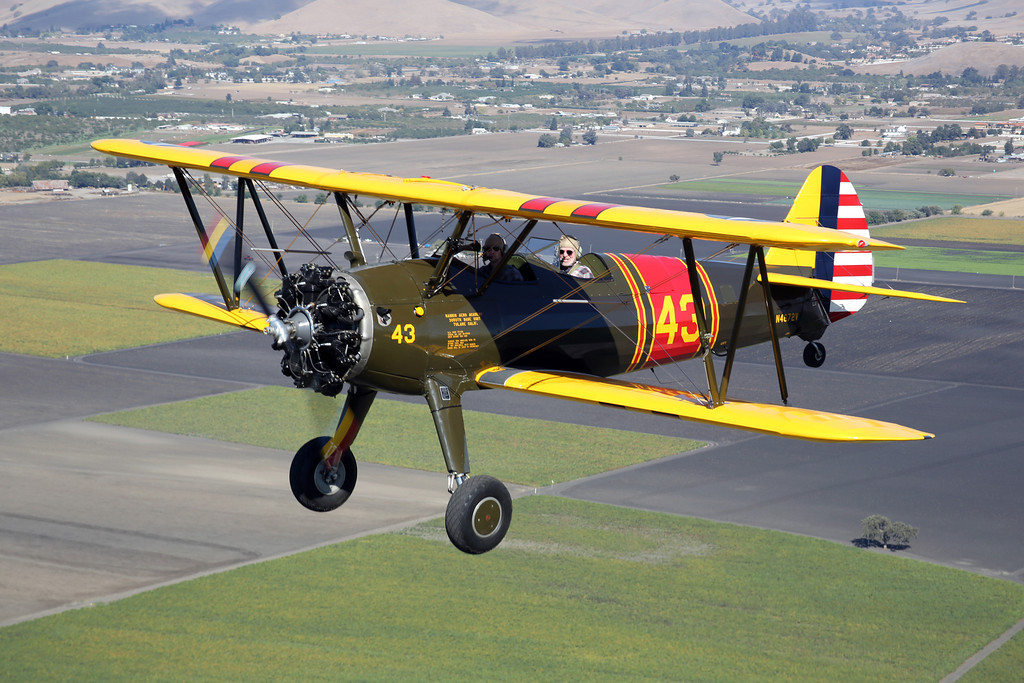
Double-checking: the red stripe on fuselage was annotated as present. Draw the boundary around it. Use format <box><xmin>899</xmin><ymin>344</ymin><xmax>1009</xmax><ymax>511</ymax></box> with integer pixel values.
<box><xmin>615</xmin><ymin>254</ymin><xmax>719</xmax><ymax>368</ymax></box>
<box><xmin>606</xmin><ymin>253</ymin><xmax>649</xmax><ymax>371</ymax></box>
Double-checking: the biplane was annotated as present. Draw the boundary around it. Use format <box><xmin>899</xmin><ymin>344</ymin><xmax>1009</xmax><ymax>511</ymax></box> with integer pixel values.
<box><xmin>91</xmin><ymin>138</ymin><xmax>960</xmax><ymax>554</ymax></box>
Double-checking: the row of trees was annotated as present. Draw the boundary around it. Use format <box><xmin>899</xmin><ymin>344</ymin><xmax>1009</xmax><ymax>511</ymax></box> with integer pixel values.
<box><xmin>538</xmin><ymin>127</ymin><xmax>597</xmax><ymax>148</ymax></box>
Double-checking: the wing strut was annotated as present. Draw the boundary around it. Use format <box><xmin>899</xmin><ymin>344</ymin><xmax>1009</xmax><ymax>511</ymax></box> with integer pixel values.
<box><xmin>334</xmin><ymin>192</ymin><xmax>366</xmax><ymax>267</ymax></box>
<box><xmin>242</xmin><ymin>178</ymin><xmax>288</xmax><ymax>278</ymax></box>
<box><xmin>685</xmin><ymin>241</ymin><xmax>789</xmax><ymax>407</ymax></box>
<box><xmin>682</xmin><ymin>237</ymin><xmax>721</xmax><ymax>405</ymax></box>
<box><xmin>757</xmin><ymin>245</ymin><xmax>789</xmax><ymax>405</ymax></box>
<box><xmin>404</xmin><ymin>203</ymin><xmax>420</xmax><ymax>259</ymax></box>
<box><xmin>426</xmin><ymin>210</ymin><xmax>473</xmax><ymax>298</ymax></box>
<box><xmin>173</xmin><ymin>167</ymin><xmax>235</xmax><ymax>309</ymax></box>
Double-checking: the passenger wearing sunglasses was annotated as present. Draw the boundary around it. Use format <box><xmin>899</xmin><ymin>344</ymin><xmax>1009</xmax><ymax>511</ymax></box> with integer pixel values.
<box><xmin>479</xmin><ymin>233</ymin><xmax>523</xmax><ymax>282</ymax></box>
<box><xmin>556</xmin><ymin>235</ymin><xmax>593</xmax><ymax>279</ymax></box>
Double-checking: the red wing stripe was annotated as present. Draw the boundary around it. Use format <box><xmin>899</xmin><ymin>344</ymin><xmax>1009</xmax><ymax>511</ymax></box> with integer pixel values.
<box><xmin>250</xmin><ymin>162</ymin><xmax>288</xmax><ymax>176</ymax></box>
<box><xmin>571</xmin><ymin>203</ymin><xmax>619</xmax><ymax>219</ymax></box>
<box><xmin>211</xmin><ymin>155</ymin><xmax>251</xmax><ymax>169</ymax></box>
<box><xmin>520</xmin><ymin>197</ymin><xmax>561</xmax><ymax>213</ymax></box>
<box><xmin>838</xmin><ymin>194</ymin><xmax>862</xmax><ymax>206</ymax></box>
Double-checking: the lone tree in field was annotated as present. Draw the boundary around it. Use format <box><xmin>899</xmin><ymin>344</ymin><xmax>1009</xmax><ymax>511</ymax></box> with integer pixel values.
<box><xmin>861</xmin><ymin>515</ymin><xmax>919</xmax><ymax>549</ymax></box>
<box><xmin>712</xmin><ymin>151</ymin><xmax>724</xmax><ymax>165</ymax></box>
<box><xmin>537</xmin><ymin>133</ymin><xmax>557</xmax><ymax>148</ymax></box>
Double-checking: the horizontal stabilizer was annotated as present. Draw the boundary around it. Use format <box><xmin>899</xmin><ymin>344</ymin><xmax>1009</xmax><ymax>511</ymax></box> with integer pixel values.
<box><xmin>154</xmin><ymin>293</ymin><xmax>269</xmax><ymax>331</ymax></box>
<box><xmin>476</xmin><ymin>367</ymin><xmax>933</xmax><ymax>442</ymax></box>
<box><xmin>762</xmin><ymin>272</ymin><xmax>964</xmax><ymax>303</ymax></box>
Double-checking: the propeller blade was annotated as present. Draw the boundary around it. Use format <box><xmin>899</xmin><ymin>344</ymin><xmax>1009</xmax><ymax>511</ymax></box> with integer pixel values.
<box><xmin>234</xmin><ymin>262</ymin><xmax>275</xmax><ymax>316</ymax></box>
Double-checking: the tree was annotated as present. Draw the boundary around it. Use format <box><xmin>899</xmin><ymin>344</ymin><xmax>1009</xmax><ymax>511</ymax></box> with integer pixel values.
<box><xmin>1006</xmin><ymin>140</ymin><xmax>1015</xmax><ymax>155</ymax></box>
<box><xmin>712</xmin><ymin>151</ymin><xmax>724</xmax><ymax>165</ymax></box>
<box><xmin>834</xmin><ymin>123</ymin><xmax>854</xmax><ymax>141</ymax></box>
<box><xmin>559</xmin><ymin>126</ymin><xmax>574</xmax><ymax>146</ymax></box>
<box><xmin>581</xmin><ymin>129</ymin><xmax>598</xmax><ymax>145</ymax></box>
<box><xmin>537</xmin><ymin>134</ymin><xmax>557</xmax><ymax>148</ymax></box>
<box><xmin>860</xmin><ymin>515</ymin><xmax>919</xmax><ymax>549</ymax></box>
<box><xmin>668</xmin><ymin>174</ymin><xmax>680</xmax><ymax>183</ymax></box>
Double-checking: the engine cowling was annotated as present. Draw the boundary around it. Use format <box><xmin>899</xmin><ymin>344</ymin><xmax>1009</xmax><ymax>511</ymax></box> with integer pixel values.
<box><xmin>268</xmin><ymin>263</ymin><xmax>370</xmax><ymax>397</ymax></box>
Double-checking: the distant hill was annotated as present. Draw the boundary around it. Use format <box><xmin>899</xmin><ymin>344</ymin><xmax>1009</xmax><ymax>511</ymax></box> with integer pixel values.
<box><xmin>855</xmin><ymin>42</ymin><xmax>1024</xmax><ymax>78</ymax></box>
<box><xmin>1</xmin><ymin>0</ymin><xmax>757</xmax><ymax>40</ymax></box>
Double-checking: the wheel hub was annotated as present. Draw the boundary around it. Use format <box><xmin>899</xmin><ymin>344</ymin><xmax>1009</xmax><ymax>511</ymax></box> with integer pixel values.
<box><xmin>313</xmin><ymin>460</ymin><xmax>342</xmax><ymax>496</ymax></box>
<box><xmin>472</xmin><ymin>497</ymin><xmax>502</xmax><ymax>538</ymax></box>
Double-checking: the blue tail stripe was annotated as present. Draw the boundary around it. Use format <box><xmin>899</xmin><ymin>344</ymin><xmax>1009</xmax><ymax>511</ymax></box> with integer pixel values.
<box><xmin>814</xmin><ymin>165</ymin><xmax>842</xmax><ymax>305</ymax></box>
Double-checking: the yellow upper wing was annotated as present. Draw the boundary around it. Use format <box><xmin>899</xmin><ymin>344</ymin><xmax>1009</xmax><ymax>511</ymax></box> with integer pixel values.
<box><xmin>91</xmin><ymin>138</ymin><xmax>904</xmax><ymax>253</ymax></box>
<box><xmin>476</xmin><ymin>367</ymin><xmax>932</xmax><ymax>442</ymax></box>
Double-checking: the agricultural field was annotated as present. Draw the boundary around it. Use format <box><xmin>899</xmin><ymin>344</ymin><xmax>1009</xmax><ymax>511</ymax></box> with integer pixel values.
<box><xmin>0</xmin><ymin>260</ymin><xmax>226</xmax><ymax>356</ymax></box>
<box><xmin>89</xmin><ymin>387</ymin><xmax>701</xmax><ymax>486</ymax></box>
<box><xmin>1</xmin><ymin>496</ymin><xmax>1021</xmax><ymax>680</ymax></box>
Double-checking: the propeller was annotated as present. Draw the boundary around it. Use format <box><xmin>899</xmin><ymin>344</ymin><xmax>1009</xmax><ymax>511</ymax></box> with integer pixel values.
<box><xmin>235</xmin><ymin>261</ymin><xmax>366</xmax><ymax>398</ymax></box>
<box><xmin>234</xmin><ymin>261</ymin><xmax>300</xmax><ymax>350</ymax></box>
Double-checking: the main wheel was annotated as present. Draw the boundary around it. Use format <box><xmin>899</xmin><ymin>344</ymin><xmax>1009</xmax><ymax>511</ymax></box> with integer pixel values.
<box><xmin>289</xmin><ymin>436</ymin><xmax>357</xmax><ymax>512</ymax></box>
<box><xmin>445</xmin><ymin>475</ymin><xmax>512</xmax><ymax>555</ymax></box>
<box><xmin>803</xmin><ymin>341</ymin><xmax>826</xmax><ymax>368</ymax></box>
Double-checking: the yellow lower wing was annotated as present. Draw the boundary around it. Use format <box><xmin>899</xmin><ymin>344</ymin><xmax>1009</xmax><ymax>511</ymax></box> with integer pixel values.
<box><xmin>762</xmin><ymin>272</ymin><xmax>964</xmax><ymax>303</ymax></box>
<box><xmin>155</xmin><ymin>293</ymin><xmax>269</xmax><ymax>331</ymax></box>
<box><xmin>476</xmin><ymin>367</ymin><xmax>932</xmax><ymax>442</ymax></box>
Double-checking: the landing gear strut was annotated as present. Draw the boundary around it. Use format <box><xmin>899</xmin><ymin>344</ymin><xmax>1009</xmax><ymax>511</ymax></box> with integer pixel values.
<box><xmin>803</xmin><ymin>341</ymin><xmax>826</xmax><ymax>368</ymax></box>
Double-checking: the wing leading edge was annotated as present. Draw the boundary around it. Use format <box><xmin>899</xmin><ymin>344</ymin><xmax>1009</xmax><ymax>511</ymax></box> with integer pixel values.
<box><xmin>91</xmin><ymin>138</ymin><xmax>904</xmax><ymax>253</ymax></box>
<box><xmin>476</xmin><ymin>367</ymin><xmax>932</xmax><ymax>442</ymax></box>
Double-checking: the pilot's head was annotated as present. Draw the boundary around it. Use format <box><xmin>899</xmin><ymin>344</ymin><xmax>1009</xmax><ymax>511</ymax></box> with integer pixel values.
<box><xmin>483</xmin><ymin>233</ymin><xmax>505</xmax><ymax>263</ymax></box>
<box><xmin>558</xmin><ymin>235</ymin><xmax>581</xmax><ymax>271</ymax></box>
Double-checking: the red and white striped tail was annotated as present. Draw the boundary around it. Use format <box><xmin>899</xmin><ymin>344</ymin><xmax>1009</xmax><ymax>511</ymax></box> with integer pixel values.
<box><xmin>770</xmin><ymin>165</ymin><xmax>874</xmax><ymax>321</ymax></box>
<box><xmin>827</xmin><ymin>173</ymin><xmax>873</xmax><ymax>321</ymax></box>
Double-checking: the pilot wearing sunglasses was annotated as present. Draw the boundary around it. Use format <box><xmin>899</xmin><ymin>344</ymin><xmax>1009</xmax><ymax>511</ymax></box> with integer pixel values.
<box><xmin>479</xmin><ymin>233</ymin><xmax>523</xmax><ymax>282</ymax></box>
<box><xmin>557</xmin><ymin>235</ymin><xmax>593</xmax><ymax>279</ymax></box>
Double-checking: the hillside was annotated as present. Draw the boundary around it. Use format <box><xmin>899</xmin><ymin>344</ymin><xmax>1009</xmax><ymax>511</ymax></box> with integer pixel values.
<box><xmin>855</xmin><ymin>41</ymin><xmax>1024</xmax><ymax>77</ymax></box>
<box><xmin>2</xmin><ymin>0</ymin><xmax>757</xmax><ymax>40</ymax></box>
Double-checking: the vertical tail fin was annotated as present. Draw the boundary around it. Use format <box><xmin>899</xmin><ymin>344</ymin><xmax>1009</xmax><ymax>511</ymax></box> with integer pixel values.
<box><xmin>767</xmin><ymin>165</ymin><xmax>872</xmax><ymax>321</ymax></box>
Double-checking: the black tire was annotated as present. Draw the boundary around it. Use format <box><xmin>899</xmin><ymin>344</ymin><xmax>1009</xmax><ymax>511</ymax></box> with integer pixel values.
<box><xmin>803</xmin><ymin>341</ymin><xmax>826</xmax><ymax>368</ymax></box>
<box><xmin>445</xmin><ymin>475</ymin><xmax>512</xmax><ymax>555</ymax></box>
<box><xmin>289</xmin><ymin>436</ymin><xmax>357</xmax><ymax>512</ymax></box>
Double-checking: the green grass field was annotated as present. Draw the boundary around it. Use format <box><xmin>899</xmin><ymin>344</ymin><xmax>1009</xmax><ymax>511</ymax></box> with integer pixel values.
<box><xmin>1</xmin><ymin>496</ymin><xmax>1021</xmax><ymax>680</ymax></box>
<box><xmin>88</xmin><ymin>387</ymin><xmax>701</xmax><ymax>486</ymax></box>
<box><xmin>874</xmin><ymin>216</ymin><xmax>1024</xmax><ymax>246</ymax></box>
<box><xmin>875</xmin><ymin>246</ymin><xmax>1024</xmax><ymax>276</ymax></box>
<box><xmin>0</xmin><ymin>260</ymin><xmax>230</xmax><ymax>357</ymax></box>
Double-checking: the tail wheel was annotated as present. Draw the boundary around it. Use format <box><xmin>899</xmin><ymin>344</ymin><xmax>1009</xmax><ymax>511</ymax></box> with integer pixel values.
<box><xmin>803</xmin><ymin>341</ymin><xmax>826</xmax><ymax>368</ymax></box>
<box><xmin>445</xmin><ymin>475</ymin><xmax>512</xmax><ymax>555</ymax></box>
<box><xmin>289</xmin><ymin>436</ymin><xmax>357</xmax><ymax>512</ymax></box>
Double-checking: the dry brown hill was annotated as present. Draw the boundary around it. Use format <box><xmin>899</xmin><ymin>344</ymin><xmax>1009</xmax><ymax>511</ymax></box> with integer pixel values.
<box><xmin>248</xmin><ymin>0</ymin><xmax>756</xmax><ymax>40</ymax></box>
<box><xmin>855</xmin><ymin>41</ymin><xmax>1024</xmax><ymax>78</ymax></box>
<box><xmin>2</xmin><ymin>0</ymin><xmax>756</xmax><ymax>40</ymax></box>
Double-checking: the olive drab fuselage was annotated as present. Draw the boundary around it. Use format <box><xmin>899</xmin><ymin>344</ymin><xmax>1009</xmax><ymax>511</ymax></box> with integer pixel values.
<box><xmin>344</xmin><ymin>251</ymin><xmax>830</xmax><ymax>397</ymax></box>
